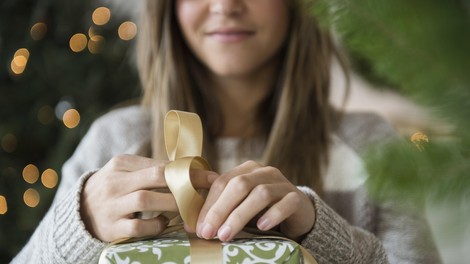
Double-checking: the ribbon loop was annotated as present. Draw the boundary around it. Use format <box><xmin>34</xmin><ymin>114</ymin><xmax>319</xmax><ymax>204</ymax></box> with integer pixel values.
<box><xmin>164</xmin><ymin>110</ymin><xmax>209</xmax><ymax>231</ymax></box>
<box><xmin>164</xmin><ymin>110</ymin><xmax>203</xmax><ymax>161</ymax></box>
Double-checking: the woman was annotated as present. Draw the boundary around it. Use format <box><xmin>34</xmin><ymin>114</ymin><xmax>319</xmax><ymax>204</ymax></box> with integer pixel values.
<box><xmin>11</xmin><ymin>0</ymin><xmax>440</xmax><ymax>263</ymax></box>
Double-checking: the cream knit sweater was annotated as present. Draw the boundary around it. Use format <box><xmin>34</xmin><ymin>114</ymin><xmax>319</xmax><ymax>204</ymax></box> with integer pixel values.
<box><xmin>11</xmin><ymin>106</ymin><xmax>441</xmax><ymax>264</ymax></box>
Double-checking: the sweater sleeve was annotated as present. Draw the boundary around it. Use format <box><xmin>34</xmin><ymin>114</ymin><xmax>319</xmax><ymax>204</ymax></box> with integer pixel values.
<box><xmin>10</xmin><ymin>106</ymin><xmax>151</xmax><ymax>264</ymax></box>
<box><xmin>298</xmin><ymin>186</ymin><xmax>389</xmax><ymax>264</ymax></box>
<box><xmin>10</xmin><ymin>172</ymin><xmax>106</xmax><ymax>264</ymax></box>
<box><xmin>296</xmin><ymin>112</ymin><xmax>441</xmax><ymax>264</ymax></box>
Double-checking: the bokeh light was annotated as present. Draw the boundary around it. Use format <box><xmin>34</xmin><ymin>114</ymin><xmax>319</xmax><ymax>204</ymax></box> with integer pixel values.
<box><xmin>11</xmin><ymin>60</ymin><xmax>25</xmax><ymax>75</ymax></box>
<box><xmin>37</xmin><ymin>105</ymin><xmax>55</xmax><ymax>125</ymax></box>
<box><xmin>30</xmin><ymin>22</ymin><xmax>47</xmax><ymax>40</ymax></box>
<box><xmin>14</xmin><ymin>48</ymin><xmax>30</xmax><ymax>59</ymax></box>
<box><xmin>92</xmin><ymin>7</ymin><xmax>111</xmax><ymax>26</ymax></box>
<box><xmin>1</xmin><ymin>133</ymin><xmax>17</xmax><ymax>153</ymax></box>
<box><xmin>13</xmin><ymin>55</ymin><xmax>27</xmax><ymax>67</ymax></box>
<box><xmin>88</xmin><ymin>26</ymin><xmax>97</xmax><ymax>38</ymax></box>
<box><xmin>23</xmin><ymin>164</ymin><xmax>40</xmax><ymax>184</ymax></box>
<box><xmin>63</xmin><ymin>109</ymin><xmax>80</xmax><ymax>128</ymax></box>
<box><xmin>118</xmin><ymin>21</ymin><xmax>137</xmax><ymax>41</ymax></box>
<box><xmin>10</xmin><ymin>48</ymin><xmax>30</xmax><ymax>75</ymax></box>
<box><xmin>41</xmin><ymin>169</ymin><xmax>59</xmax><ymax>189</ymax></box>
<box><xmin>55</xmin><ymin>97</ymin><xmax>75</xmax><ymax>120</ymax></box>
<box><xmin>88</xmin><ymin>35</ymin><xmax>105</xmax><ymax>54</ymax></box>
<box><xmin>0</xmin><ymin>196</ymin><xmax>7</xmax><ymax>215</ymax></box>
<box><xmin>69</xmin><ymin>33</ymin><xmax>88</xmax><ymax>52</ymax></box>
<box><xmin>23</xmin><ymin>188</ymin><xmax>40</xmax><ymax>208</ymax></box>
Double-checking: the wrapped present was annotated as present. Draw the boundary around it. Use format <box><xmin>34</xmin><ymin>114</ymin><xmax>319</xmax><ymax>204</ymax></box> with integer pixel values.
<box><xmin>99</xmin><ymin>111</ymin><xmax>317</xmax><ymax>264</ymax></box>
<box><xmin>99</xmin><ymin>230</ymin><xmax>304</xmax><ymax>264</ymax></box>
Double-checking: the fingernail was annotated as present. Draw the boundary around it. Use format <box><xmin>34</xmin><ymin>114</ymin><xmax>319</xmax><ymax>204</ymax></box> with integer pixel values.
<box><xmin>257</xmin><ymin>217</ymin><xmax>270</xmax><ymax>230</ymax></box>
<box><xmin>201</xmin><ymin>223</ymin><xmax>215</xmax><ymax>239</ymax></box>
<box><xmin>218</xmin><ymin>225</ymin><xmax>232</xmax><ymax>241</ymax></box>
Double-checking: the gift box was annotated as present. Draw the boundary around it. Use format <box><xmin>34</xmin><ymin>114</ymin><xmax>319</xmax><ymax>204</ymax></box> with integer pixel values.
<box><xmin>99</xmin><ymin>231</ymin><xmax>303</xmax><ymax>264</ymax></box>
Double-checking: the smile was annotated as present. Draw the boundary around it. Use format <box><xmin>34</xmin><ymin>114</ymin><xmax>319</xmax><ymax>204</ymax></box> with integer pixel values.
<box><xmin>206</xmin><ymin>29</ymin><xmax>255</xmax><ymax>43</ymax></box>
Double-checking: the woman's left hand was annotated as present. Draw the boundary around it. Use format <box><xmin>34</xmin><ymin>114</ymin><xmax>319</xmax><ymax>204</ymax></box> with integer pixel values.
<box><xmin>194</xmin><ymin>160</ymin><xmax>316</xmax><ymax>242</ymax></box>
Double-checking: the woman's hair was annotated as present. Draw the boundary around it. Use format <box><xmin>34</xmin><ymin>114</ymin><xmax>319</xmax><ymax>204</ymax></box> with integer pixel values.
<box><xmin>137</xmin><ymin>0</ymin><xmax>348</xmax><ymax>194</ymax></box>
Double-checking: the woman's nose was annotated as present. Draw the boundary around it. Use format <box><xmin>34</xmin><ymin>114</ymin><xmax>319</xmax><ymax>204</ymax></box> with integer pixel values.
<box><xmin>209</xmin><ymin>0</ymin><xmax>245</xmax><ymax>16</ymax></box>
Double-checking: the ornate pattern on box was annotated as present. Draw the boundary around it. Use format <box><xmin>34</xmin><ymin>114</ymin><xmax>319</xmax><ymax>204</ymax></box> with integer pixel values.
<box><xmin>99</xmin><ymin>232</ymin><xmax>302</xmax><ymax>264</ymax></box>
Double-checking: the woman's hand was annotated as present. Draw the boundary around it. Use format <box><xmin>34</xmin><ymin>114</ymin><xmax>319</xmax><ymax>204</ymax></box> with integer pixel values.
<box><xmin>195</xmin><ymin>160</ymin><xmax>316</xmax><ymax>242</ymax></box>
<box><xmin>80</xmin><ymin>154</ymin><xmax>213</xmax><ymax>242</ymax></box>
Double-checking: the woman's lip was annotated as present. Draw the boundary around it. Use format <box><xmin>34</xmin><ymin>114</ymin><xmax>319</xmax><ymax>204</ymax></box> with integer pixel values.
<box><xmin>206</xmin><ymin>31</ymin><xmax>254</xmax><ymax>43</ymax></box>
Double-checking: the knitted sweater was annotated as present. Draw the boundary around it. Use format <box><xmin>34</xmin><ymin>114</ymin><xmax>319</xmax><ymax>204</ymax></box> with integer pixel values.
<box><xmin>11</xmin><ymin>106</ymin><xmax>441</xmax><ymax>264</ymax></box>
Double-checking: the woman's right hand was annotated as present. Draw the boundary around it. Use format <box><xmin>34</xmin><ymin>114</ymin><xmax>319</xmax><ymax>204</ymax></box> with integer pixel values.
<box><xmin>80</xmin><ymin>154</ymin><xmax>214</xmax><ymax>242</ymax></box>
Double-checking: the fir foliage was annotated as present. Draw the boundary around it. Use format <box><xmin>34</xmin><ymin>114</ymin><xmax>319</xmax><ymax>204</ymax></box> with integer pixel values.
<box><xmin>312</xmin><ymin>0</ymin><xmax>470</xmax><ymax>203</ymax></box>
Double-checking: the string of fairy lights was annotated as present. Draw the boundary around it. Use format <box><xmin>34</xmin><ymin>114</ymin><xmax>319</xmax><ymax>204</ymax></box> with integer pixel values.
<box><xmin>0</xmin><ymin>6</ymin><xmax>137</xmax><ymax>215</ymax></box>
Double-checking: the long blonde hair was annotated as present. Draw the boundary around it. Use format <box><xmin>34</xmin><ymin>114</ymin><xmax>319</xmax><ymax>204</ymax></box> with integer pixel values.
<box><xmin>137</xmin><ymin>0</ymin><xmax>347</xmax><ymax>194</ymax></box>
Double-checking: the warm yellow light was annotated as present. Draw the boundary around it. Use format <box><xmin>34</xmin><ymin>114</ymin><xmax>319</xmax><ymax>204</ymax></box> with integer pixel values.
<box><xmin>23</xmin><ymin>164</ymin><xmax>40</xmax><ymax>184</ymax></box>
<box><xmin>0</xmin><ymin>195</ymin><xmax>7</xmax><ymax>215</ymax></box>
<box><xmin>118</xmin><ymin>21</ymin><xmax>137</xmax><ymax>41</ymax></box>
<box><xmin>14</xmin><ymin>48</ymin><xmax>30</xmax><ymax>59</ymax></box>
<box><xmin>1</xmin><ymin>133</ymin><xmax>17</xmax><ymax>153</ymax></box>
<box><xmin>13</xmin><ymin>55</ymin><xmax>28</xmax><ymax>67</ymax></box>
<box><xmin>41</xmin><ymin>169</ymin><xmax>59</xmax><ymax>189</ymax></box>
<box><xmin>411</xmin><ymin>132</ymin><xmax>429</xmax><ymax>152</ymax></box>
<box><xmin>11</xmin><ymin>60</ymin><xmax>25</xmax><ymax>75</ymax></box>
<box><xmin>23</xmin><ymin>188</ymin><xmax>40</xmax><ymax>208</ymax></box>
<box><xmin>88</xmin><ymin>35</ymin><xmax>105</xmax><ymax>54</ymax></box>
<box><xmin>37</xmin><ymin>105</ymin><xmax>54</xmax><ymax>125</ymax></box>
<box><xmin>63</xmin><ymin>109</ymin><xmax>80</xmax><ymax>128</ymax></box>
<box><xmin>30</xmin><ymin>22</ymin><xmax>47</xmax><ymax>40</ymax></box>
<box><xmin>88</xmin><ymin>26</ymin><xmax>97</xmax><ymax>38</ymax></box>
<box><xmin>69</xmin><ymin>33</ymin><xmax>88</xmax><ymax>52</ymax></box>
<box><xmin>11</xmin><ymin>48</ymin><xmax>30</xmax><ymax>75</ymax></box>
<box><xmin>92</xmin><ymin>7</ymin><xmax>111</xmax><ymax>26</ymax></box>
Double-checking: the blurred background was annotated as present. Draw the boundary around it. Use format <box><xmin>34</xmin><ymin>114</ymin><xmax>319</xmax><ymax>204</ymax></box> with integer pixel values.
<box><xmin>0</xmin><ymin>0</ymin><xmax>140</xmax><ymax>261</ymax></box>
<box><xmin>1</xmin><ymin>0</ymin><xmax>469</xmax><ymax>263</ymax></box>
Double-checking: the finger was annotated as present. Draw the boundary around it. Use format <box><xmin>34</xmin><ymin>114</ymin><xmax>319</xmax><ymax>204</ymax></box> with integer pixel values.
<box><xmin>197</xmin><ymin>163</ymin><xmax>267</xmax><ymax>227</ymax></box>
<box><xmin>119</xmin><ymin>167</ymin><xmax>216</xmax><ymax>194</ymax></box>
<box><xmin>113</xmin><ymin>190</ymin><xmax>178</xmax><ymax>217</ymax></box>
<box><xmin>183</xmin><ymin>222</ymin><xmax>193</xmax><ymax>233</ymax></box>
<box><xmin>112</xmin><ymin>216</ymin><xmax>169</xmax><ymax>242</ymax></box>
<box><xmin>197</xmin><ymin>172</ymin><xmax>279</xmax><ymax>240</ymax></box>
<box><xmin>217</xmin><ymin>184</ymin><xmax>286</xmax><ymax>241</ymax></box>
<box><xmin>99</xmin><ymin>165</ymin><xmax>167</xmax><ymax>197</ymax></box>
<box><xmin>196</xmin><ymin>173</ymin><xmax>260</xmax><ymax>239</ymax></box>
<box><xmin>219</xmin><ymin>160</ymin><xmax>263</xmax><ymax>179</ymax></box>
<box><xmin>190</xmin><ymin>169</ymin><xmax>219</xmax><ymax>189</ymax></box>
<box><xmin>104</xmin><ymin>154</ymin><xmax>164</xmax><ymax>172</ymax></box>
<box><xmin>257</xmin><ymin>192</ymin><xmax>301</xmax><ymax>233</ymax></box>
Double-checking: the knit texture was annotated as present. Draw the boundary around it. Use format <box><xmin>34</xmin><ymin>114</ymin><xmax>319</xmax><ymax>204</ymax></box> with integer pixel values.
<box><xmin>11</xmin><ymin>106</ymin><xmax>441</xmax><ymax>264</ymax></box>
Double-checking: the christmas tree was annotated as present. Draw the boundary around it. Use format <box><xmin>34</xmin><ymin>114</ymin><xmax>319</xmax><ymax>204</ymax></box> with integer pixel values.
<box><xmin>0</xmin><ymin>0</ymin><xmax>140</xmax><ymax>261</ymax></box>
<box><xmin>312</xmin><ymin>0</ymin><xmax>470</xmax><ymax>261</ymax></box>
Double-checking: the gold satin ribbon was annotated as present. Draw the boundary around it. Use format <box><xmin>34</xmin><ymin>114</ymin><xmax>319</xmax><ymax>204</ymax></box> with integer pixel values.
<box><xmin>163</xmin><ymin>110</ymin><xmax>222</xmax><ymax>263</ymax></box>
